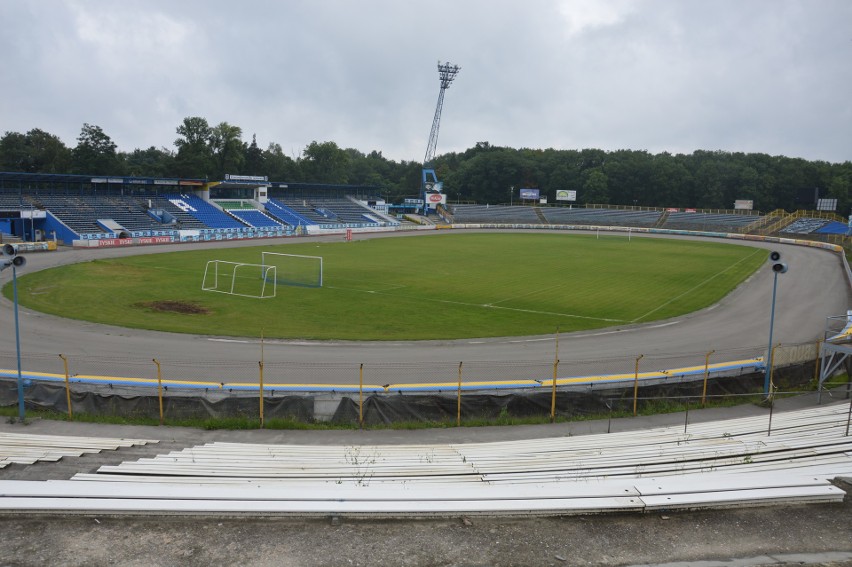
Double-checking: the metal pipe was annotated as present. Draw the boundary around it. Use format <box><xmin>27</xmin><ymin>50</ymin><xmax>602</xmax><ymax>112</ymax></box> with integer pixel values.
<box><xmin>551</xmin><ymin>327</ymin><xmax>559</xmax><ymax>423</ymax></box>
<box><xmin>153</xmin><ymin>358</ymin><xmax>163</xmax><ymax>425</ymax></box>
<box><xmin>764</xmin><ymin>272</ymin><xmax>779</xmax><ymax>394</ymax></box>
<box><xmin>633</xmin><ymin>354</ymin><xmax>644</xmax><ymax>417</ymax></box>
<box><xmin>59</xmin><ymin>354</ymin><xmax>72</xmax><ymax>420</ymax></box>
<box><xmin>456</xmin><ymin>362</ymin><xmax>463</xmax><ymax>427</ymax></box>
<box><xmin>701</xmin><ymin>350</ymin><xmax>715</xmax><ymax>407</ymax></box>
<box><xmin>258</xmin><ymin>361</ymin><xmax>264</xmax><ymax>429</ymax></box>
<box><xmin>13</xmin><ymin>265</ymin><xmax>24</xmax><ymax>422</ymax></box>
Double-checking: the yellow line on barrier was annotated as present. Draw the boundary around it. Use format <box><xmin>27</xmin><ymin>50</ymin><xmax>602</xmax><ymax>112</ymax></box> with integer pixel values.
<box><xmin>0</xmin><ymin>358</ymin><xmax>765</xmax><ymax>391</ymax></box>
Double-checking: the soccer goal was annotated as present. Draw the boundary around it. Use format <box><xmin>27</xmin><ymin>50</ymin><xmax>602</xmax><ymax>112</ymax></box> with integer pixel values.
<box><xmin>202</xmin><ymin>260</ymin><xmax>277</xmax><ymax>299</ymax></box>
<box><xmin>261</xmin><ymin>252</ymin><xmax>323</xmax><ymax>288</ymax></box>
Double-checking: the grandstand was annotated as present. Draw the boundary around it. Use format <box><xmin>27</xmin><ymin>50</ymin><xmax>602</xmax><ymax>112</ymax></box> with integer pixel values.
<box><xmin>32</xmin><ymin>194</ymin><xmax>169</xmax><ymax>235</ymax></box>
<box><xmin>450</xmin><ymin>204</ymin><xmax>542</xmax><ymax>224</ymax></box>
<box><xmin>661</xmin><ymin>211</ymin><xmax>758</xmax><ymax>232</ymax></box>
<box><xmin>1</xmin><ymin>171</ymin><xmax>849</xmax><ymax>247</ymax></box>
<box><xmin>781</xmin><ymin>218</ymin><xmax>830</xmax><ymax>235</ymax></box>
<box><xmin>165</xmin><ymin>194</ymin><xmax>247</xmax><ymax>230</ymax></box>
<box><xmin>449</xmin><ymin>205</ymin><xmax>664</xmax><ymax>227</ymax></box>
<box><xmin>542</xmin><ymin>207</ymin><xmax>662</xmax><ymax>227</ymax></box>
<box><xmin>216</xmin><ymin>200</ymin><xmax>284</xmax><ymax>228</ymax></box>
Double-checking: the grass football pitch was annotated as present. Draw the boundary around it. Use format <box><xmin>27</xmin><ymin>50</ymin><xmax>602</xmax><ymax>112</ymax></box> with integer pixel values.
<box><xmin>7</xmin><ymin>232</ymin><xmax>766</xmax><ymax>340</ymax></box>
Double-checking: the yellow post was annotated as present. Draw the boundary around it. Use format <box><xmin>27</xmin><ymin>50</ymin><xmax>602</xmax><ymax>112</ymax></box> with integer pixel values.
<box><xmin>633</xmin><ymin>354</ymin><xmax>644</xmax><ymax>417</ymax></box>
<box><xmin>258</xmin><ymin>361</ymin><xmax>265</xmax><ymax>429</ymax></box>
<box><xmin>59</xmin><ymin>354</ymin><xmax>72</xmax><ymax>420</ymax></box>
<box><xmin>359</xmin><ymin>363</ymin><xmax>364</xmax><ymax>429</ymax></box>
<box><xmin>551</xmin><ymin>327</ymin><xmax>559</xmax><ymax>423</ymax></box>
<box><xmin>551</xmin><ymin>359</ymin><xmax>560</xmax><ymax>423</ymax></box>
<box><xmin>153</xmin><ymin>358</ymin><xmax>163</xmax><ymax>425</ymax></box>
<box><xmin>457</xmin><ymin>362</ymin><xmax>463</xmax><ymax>427</ymax></box>
<box><xmin>701</xmin><ymin>350</ymin><xmax>715</xmax><ymax>407</ymax></box>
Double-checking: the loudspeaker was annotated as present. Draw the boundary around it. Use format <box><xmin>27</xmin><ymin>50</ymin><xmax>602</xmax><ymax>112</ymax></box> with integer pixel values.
<box><xmin>1</xmin><ymin>243</ymin><xmax>15</xmax><ymax>258</ymax></box>
<box><xmin>768</xmin><ymin>250</ymin><xmax>786</xmax><ymax>273</ymax></box>
<box><xmin>10</xmin><ymin>256</ymin><xmax>25</xmax><ymax>268</ymax></box>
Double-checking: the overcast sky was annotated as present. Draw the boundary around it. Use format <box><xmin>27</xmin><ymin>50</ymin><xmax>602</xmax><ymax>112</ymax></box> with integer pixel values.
<box><xmin>1</xmin><ymin>0</ymin><xmax>850</xmax><ymax>164</ymax></box>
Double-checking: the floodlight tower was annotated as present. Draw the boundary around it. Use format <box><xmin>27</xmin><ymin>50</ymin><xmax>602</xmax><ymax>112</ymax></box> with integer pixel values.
<box><xmin>421</xmin><ymin>61</ymin><xmax>460</xmax><ymax>215</ymax></box>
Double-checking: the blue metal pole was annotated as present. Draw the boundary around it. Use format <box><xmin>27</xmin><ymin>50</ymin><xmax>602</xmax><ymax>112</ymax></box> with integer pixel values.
<box><xmin>763</xmin><ymin>271</ymin><xmax>778</xmax><ymax>395</ymax></box>
<box><xmin>12</xmin><ymin>265</ymin><xmax>25</xmax><ymax>421</ymax></box>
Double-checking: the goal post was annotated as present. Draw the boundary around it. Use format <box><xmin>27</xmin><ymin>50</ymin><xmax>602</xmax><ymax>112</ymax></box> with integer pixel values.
<box><xmin>261</xmin><ymin>252</ymin><xmax>323</xmax><ymax>288</ymax></box>
<box><xmin>202</xmin><ymin>260</ymin><xmax>277</xmax><ymax>299</ymax></box>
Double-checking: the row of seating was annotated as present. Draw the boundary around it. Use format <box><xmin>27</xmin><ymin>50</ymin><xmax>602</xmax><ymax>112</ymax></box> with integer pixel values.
<box><xmin>543</xmin><ymin>208</ymin><xmax>661</xmax><ymax>226</ymax></box>
<box><xmin>4</xmin><ymin>402</ymin><xmax>845</xmax><ymax>516</ymax></box>
<box><xmin>228</xmin><ymin>209</ymin><xmax>284</xmax><ymax>228</ymax></box>
<box><xmin>449</xmin><ymin>205</ymin><xmax>761</xmax><ymax>232</ymax></box>
<box><xmin>166</xmin><ymin>195</ymin><xmax>246</xmax><ymax>229</ymax></box>
<box><xmin>782</xmin><ymin>218</ymin><xmax>830</xmax><ymax>235</ymax></box>
<box><xmin>664</xmin><ymin>212</ymin><xmax>758</xmax><ymax>232</ymax></box>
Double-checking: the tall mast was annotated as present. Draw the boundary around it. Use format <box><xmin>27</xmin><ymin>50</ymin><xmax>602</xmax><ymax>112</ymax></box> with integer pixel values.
<box><xmin>424</xmin><ymin>61</ymin><xmax>461</xmax><ymax>167</ymax></box>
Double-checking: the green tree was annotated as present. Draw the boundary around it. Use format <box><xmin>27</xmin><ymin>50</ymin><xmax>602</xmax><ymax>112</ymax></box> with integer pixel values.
<box><xmin>263</xmin><ymin>143</ymin><xmax>301</xmax><ymax>181</ymax></box>
<box><xmin>209</xmin><ymin>122</ymin><xmax>245</xmax><ymax>179</ymax></box>
<box><xmin>71</xmin><ymin>123</ymin><xmax>120</xmax><ymax>174</ymax></box>
<box><xmin>301</xmin><ymin>141</ymin><xmax>350</xmax><ymax>183</ymax></box>
<box><xmin>243</xmin><ymin>134</ymin><xmax>264</xmax><ymax>175</ymax></box>
<box><xmin>26</xmin><ymin>128</ymin><xmax>72</xmax><ymax>173</ymax></box>
<box><xmin>123</xmin><ymin>146</ymin><xmax>176</xmax><ymax>178</ymax></box>
<box><xmin>174</xmin><ymin>116</ymin><xmax>213</xmax><ymax>178</ymax></box>
<box><xmin>0</xmin><ymin>131</ymin><xmax>31</xmax><ymax>172</ymax></box>
<box><xmin>582</xmin><ymin>169</ymin><xmax>609</xmax><ymax>204</ymax></box>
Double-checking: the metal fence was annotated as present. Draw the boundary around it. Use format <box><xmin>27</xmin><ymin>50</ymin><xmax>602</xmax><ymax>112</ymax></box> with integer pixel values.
<box><xmin>0</xmin><ymin>341</ymin><xmax>834</xmax><ymax>426</ymax></box>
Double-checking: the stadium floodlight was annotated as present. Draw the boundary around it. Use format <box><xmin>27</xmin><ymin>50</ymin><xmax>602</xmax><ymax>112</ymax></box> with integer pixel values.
<box><xmin>764</xmin><ymin>251</ymin><xmax>787</xmax><ymax>395</ymax></box>
<box><xmin>1</xmin><ymin>243</ymin><xmax>27</xmax><ymax>421</ymax></box>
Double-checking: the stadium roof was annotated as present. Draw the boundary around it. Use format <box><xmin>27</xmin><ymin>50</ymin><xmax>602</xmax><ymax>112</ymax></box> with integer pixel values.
<box><xmin>0</xmin><ymin>171</ymin><xmax>207</xmax><ymax>186</ymax></box>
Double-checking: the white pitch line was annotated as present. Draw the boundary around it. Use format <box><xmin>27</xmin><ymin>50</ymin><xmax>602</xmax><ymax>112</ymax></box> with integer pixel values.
<box><xmin>327</xmin><ymin>284</ymin><xmax>628</xmax><ymax>323</ymax></box>
<box><xmin>631</xmin><ymin>249</ymin><xmax>763</xmax><ymax>323</ymax></box>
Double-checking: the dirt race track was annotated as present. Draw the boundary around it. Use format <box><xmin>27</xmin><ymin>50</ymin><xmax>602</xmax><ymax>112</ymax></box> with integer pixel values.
<box><xmin>1</xmin><ymin>229</ymin><xmax>850</xmax><ymax>384</ymax></box>
<box><xmin>0</xmin><ymin>229</ymin><xmax>851</xmax><ymax>566</ymax></box>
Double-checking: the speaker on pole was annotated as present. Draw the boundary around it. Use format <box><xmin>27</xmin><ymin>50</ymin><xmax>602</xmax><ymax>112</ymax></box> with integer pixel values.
<box><xmin>769</xmin><ymin>251</ymin><xmax>787</xmax><ymax>274</ymax></box>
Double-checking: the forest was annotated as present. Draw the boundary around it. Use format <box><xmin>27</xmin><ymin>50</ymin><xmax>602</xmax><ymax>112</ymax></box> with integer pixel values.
<box><xmin>1</xmin><ymin>117</ymin><xmax>850</xmax><ymax>214</ymax></box>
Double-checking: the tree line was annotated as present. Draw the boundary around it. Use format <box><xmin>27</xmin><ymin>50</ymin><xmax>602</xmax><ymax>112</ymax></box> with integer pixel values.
<box><xmin>1</xmin><ymin>119</ymin><xmax>850</xmax><ymax>214</ymax></box>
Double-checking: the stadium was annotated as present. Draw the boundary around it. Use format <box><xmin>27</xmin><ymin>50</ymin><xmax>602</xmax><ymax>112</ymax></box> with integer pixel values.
<box><xmin>0</xmin><ymin>66</ymin><xmax>851</xmax><ymax>544</ymax></box>
<box><xmin>1</xmin><ymin>164</ymin><xmax>852</xmax><ymax>521</ymax></box>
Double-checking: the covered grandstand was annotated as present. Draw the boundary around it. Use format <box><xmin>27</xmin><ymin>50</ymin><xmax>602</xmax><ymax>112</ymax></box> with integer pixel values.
<box><xmin>0</xmin><ymin>172</ymin><xmax>396</xmax><ymax>244</ymax></box>
<box><xmin>1</xmin><ymin>171</ymin><xmax>849</xmax><ymax>248</ymax></box>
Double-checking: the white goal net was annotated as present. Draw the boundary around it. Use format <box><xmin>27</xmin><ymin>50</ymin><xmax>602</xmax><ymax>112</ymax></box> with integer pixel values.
<box><xmin>261</xmin><ymin>252</ymin><xmax>323</xmax><ymax>288</ymax></box>
<box><xmin>202</xmin><ymin>260</ymin><xmax>277</xmax><ymax>299</ymax></box>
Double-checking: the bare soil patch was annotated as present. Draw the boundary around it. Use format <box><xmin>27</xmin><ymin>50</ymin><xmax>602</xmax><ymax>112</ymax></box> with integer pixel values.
<box><xmin>135</xmin><ymin>300</ymin><xmax>210</xmax><ymax>315</ymax></box>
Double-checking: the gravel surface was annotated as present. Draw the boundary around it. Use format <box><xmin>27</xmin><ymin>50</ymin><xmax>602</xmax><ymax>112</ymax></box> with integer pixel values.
<box><xmin>0</xmin><ymin>497</ymin><xmax>850</xmax><ymax>567</ymax></box>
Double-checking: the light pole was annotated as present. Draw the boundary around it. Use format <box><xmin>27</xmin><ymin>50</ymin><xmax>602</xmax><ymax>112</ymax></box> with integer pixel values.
<box><xmin>764</xmin><ymin>251</ymin><xmax>787</xmax><ymax>395</ymax></box>
<box><xmin>1</xmin><ymin>244</ymin><xmax>26</xmax><ymax>421</ymax></box>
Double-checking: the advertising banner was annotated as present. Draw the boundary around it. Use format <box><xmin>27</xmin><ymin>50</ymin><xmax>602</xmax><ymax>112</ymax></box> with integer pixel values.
<box><xmin>555</xmin><ymin>190</ymin><xmax>576</xmax><ymax>202</ymax></box>
<box><xmin>519</xmin><ymin>188</ymin><xmax>540</xmax><ymax>200</ymax></box>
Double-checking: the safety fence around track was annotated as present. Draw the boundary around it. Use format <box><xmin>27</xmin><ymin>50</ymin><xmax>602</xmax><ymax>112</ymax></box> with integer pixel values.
<box><xmin>0</xmin><ymin>222</ymin><xmax>847</xmax><ymax>426</ymax></box>
<box><xmin>0</xmin><ymin>341</ymin><xmax>836</xmax><ymax>425</ymax></box>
